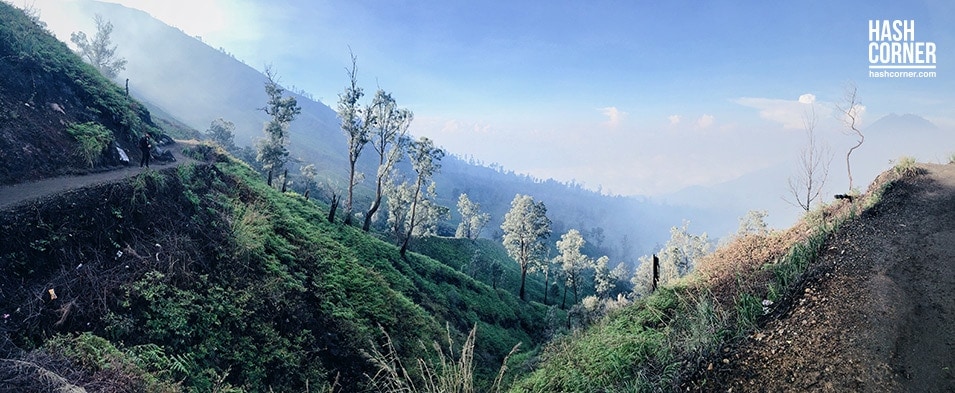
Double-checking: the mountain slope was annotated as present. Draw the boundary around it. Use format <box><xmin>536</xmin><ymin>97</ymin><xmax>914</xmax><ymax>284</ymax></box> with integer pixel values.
<box><xmin>0</xmin><ymin>1</ymin><xmax>161</xmax><ymax>184</ymax></box>
<box><xmin>0</xmin><ymin>4</ymin><xmax>554</xmax><ymax>390</ymax></box>
<box><xmin>694</xmin><ymin>163</ymin><xmax>955</xmax><ymax>391</ymax></box>
<box><xmin>510</xmin><ymin>161</ymin><xmax>954</xmax><ymax>391</ymax></box>
<box><xmin>34</xmin><ymin>0</ymin><xmax>706</xmax><ymax>260</ymax></box>
<box><xmin>0</xmin><ymin>145</ymin><xmax>554</xmax><ymax>391</ymax></box>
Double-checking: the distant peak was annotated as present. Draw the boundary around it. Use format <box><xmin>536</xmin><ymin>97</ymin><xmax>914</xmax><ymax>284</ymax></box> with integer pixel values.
<box><xmin>866</xmin><ymin>113</ymin><xmax>938</xmax><ymax>132</ymax></box>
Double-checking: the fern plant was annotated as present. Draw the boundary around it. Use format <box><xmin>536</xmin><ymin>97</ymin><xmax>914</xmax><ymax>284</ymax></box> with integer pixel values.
<box><xmin>66</xmin><ymin>121</ymin><xmax>113</xmax><ymax>167</ymax></box>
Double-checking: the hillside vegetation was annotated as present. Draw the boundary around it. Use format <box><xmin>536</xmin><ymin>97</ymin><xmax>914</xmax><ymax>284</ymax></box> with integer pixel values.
<box><xmin>0</xmin><ymin>2</ymin><xmax>161</xmax><ymax>184</ymax></box>
<box><xmin>509</xmin><ymin>162</ymin><xmax>927</xmax><ymax>392</ymax></box>
<box><xmin>0</xmin><ymin>146</ymin><xmax>555</xmax><ymax>392</ymax></box>
<box><xmin>6</xmin><ymin>2</ymin><xmax>950</xmax><ymax>391</ymax></box>
<box><xmin>36</xmin><ymin>0</ymin><xmax>711</xmax><ymax>262</ymax></box>
<box><xmin>0</xmin><ymin>4</ymin><xmax>555</xmax><ymax>391</ymax></box>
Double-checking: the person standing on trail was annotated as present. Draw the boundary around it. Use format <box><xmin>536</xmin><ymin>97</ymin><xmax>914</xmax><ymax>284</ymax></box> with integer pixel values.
<box><xmin>139</xmin><ymin>133</ymin><xmax>151</xmax><ymax>168</ymax></box>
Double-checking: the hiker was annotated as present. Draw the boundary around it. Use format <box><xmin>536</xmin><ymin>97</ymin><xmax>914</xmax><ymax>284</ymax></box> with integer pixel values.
<box><xmin>139</xmin><ymin>133</ymin><xmax>151</xmax><ymax>168</ymax></box>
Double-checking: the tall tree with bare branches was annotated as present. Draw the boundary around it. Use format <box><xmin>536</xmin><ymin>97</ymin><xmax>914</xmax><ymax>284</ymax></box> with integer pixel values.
<box><xmin>338</xmin><ymin>51</ymin><xmax>370</xmax><ymax>225</ymax></box>
<box><xmin>787</xmin><ymin>102</ymin><xmax>832</xmax><ymax>211</ymax></box>
<box><xmin>836</xmin><ymin>83</ymin><xmax>864</xmax><ymax>191</ymax></box>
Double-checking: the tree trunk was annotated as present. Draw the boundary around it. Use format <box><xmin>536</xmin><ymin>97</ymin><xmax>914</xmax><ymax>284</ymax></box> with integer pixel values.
<box><xmin>845</xmin><ymin>136</ymin><xmax>863</xmax><ymax>191</ymax></box>
<box><xmin>543</xmin><ymin>267</ymin><xmax>550</xmax><ymax>305</ymax></box>
<box><xmin>400</xmin><ymin>177</ymin><xmax>424</xmax><ymax>258</ymax></box>
<box><xmin>281</xmin><ymin>169</ymin><xmax>288</xmax><ymax>193</ymax></box>
<box><xmin>267</xmin><ymin>169</ymin><xmax>273</xmax><ymax>187</ymax></box>
<box><xmin>327</xmin><ymin>194</ymin><xmax>339</xmax><ymax>223</ymax></box>
<box><xmin>652</xmin><ymin>254</ymin><xmax>660</xmax><ymax>293</ymax></box>
<box><xmin>561</xmin><ymin>284</ymin><xmax>568</xmax><ymax>309</ymax></box>
<box><xmin>362</xmin><ymin>196</ymin><xmax>381</xmax><ymax>231</ymax></box>
<box><xmin>363</xmin><ymin>162</ymin><xmax>387</xmax><ymax>231</ymax></box>
<box><xmin>519</xmin><ymin>266</ymin><xmax>527</xmax><ymax>301</ymax></box>
<box><xmin>344</xmin><ymin>162</ymin><xmax>356</xmax><ymax>225</ymax></box>
<box><xmin>303</xmin><ymin>189</ymin><xmax>310</xmax><ymax>201</ymax></box>
<box><xmin>846</xmin><ymin>150</ymin><xmax>853</xmax><ymax>190</ymax></box>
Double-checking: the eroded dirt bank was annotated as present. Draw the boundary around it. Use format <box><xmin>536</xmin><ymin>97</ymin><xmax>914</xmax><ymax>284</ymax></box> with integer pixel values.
<box><xmin>697</xmin><ymin>164</ymin><xmax>955</xmax><ymax>392</ymax></box>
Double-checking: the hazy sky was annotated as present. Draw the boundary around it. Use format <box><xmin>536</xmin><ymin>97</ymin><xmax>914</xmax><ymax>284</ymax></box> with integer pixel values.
<box><xmin>40</xmin><ymin>0</ymin><xmax>955</xmax><ymax>196</ymax></box>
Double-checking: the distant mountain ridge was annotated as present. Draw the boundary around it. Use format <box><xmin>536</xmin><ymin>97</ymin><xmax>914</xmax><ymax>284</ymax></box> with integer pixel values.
<box><xmin>32</xmin><ymin>2</ymin><xmax>954</xmax><ymax>258</ymax></box>
<box><xmin>33</xmin><ymin>0</ymin><xmax>717</xmax><ymax>260</ymax></box>
<box><xmin>865</xmin><ymin>113</ymin><xmax>938</xmax><ymax>133</ymax></box>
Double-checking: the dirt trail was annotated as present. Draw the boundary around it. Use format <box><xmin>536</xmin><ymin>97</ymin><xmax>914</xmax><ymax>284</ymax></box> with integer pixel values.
<box><xmin>698</xmin><ymin>163</ymin><xmax>955</xmax><ymax>392</ymax></box>
<box><xmin>0</xmin><ymin>142</ymin><xmax>195</xmax><ymax>210</ymax></box>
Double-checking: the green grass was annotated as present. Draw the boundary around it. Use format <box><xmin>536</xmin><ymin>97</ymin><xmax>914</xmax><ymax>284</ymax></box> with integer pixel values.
<box><xmin>42</xmin><ymin>332</ymin><xmax>184</xmax><ymax>392</ymax></box>
<box><xmin>412</xmin><ymin>237</ymin><xmax>550</xmax><ymax>305</ymax></box>
<box><xmin>0</xmin><ymin>147</ymin><xmax>556</xmax><ymax>392</ymax></box>
<box><xmin>509</xmin><ymin>163</ymin><xmax>914</xmax><ymax>392</ymax></box>
<box><xmin>365</xmin><ymin>324</ymin><xmax>521</xmax><ymax>393</ymax></box>
<box><xmin>893</xmin><ymin>156</ymin><xmax>919</xmax><ymax>177</ymax></box>
<box><xmin>66</xmin><ymin>121</ymin><xmax>113</xmax><ymax>167</ymax></box>
<box><xmin>0</xmin><ymin>2</ymin><xmax>161</xmax><ymax>171</ymax></box>
<box><xmin>510</xmin><ymin>287</ymin><xmax>684</xmax><ymax>392</ymax></box>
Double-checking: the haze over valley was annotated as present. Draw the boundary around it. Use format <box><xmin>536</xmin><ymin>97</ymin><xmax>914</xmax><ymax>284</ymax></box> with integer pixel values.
<box><xmin>27</xmin><ymin>0</ymin><xmax>954</xmax><ymax>255</ymax></box>
<box><xmin>1</xmin><ymin>1</ymin><xmax>953</xmax><ymax>391</ymax></box>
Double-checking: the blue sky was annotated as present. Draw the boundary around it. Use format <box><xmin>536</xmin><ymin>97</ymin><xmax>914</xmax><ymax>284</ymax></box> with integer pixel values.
<box><xmin>42</xmin><ymin>0</ymin><xmax>955</xmax><ymax>196</ymax></box>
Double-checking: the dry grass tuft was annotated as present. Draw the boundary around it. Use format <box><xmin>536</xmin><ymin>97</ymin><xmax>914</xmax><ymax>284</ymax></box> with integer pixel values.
<box><xmin>696</xmin><ymin>229</ymin><xmax>798</xmax><ymax>309</ymax></box>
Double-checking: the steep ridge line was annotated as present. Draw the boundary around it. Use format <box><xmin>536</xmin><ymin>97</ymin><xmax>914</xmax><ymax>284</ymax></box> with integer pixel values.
<box><xmin>695</xmin><ymin>163</ymin><xmax>955</xmax><ymax>392</ymax></box>
<box><xmin>0</xmin><ymin>141</ymin><xmax>197</xmax><ymax>211</ymax></box>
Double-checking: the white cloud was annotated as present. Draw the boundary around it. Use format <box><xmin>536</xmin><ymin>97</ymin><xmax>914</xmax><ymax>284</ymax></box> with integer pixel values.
<box><xmin>736</xmin><ymin>93</ymin><xmax>828</xmax><ymax>130</ymax></box>
<box><xmin>599</xmin><ymin>106</ymin><xmax>627</xmax><ymax>128</ymax></box>
<box><xmin>668</xmin><ymin>114</ymin><xmax>681</xmax><ymax>125</ymax></box>
<box><xmin>696</xmin><ymin>114</ymin><xmax>715</xmax><ymax>129</ymax></box>
<box><xmin>839</xmin><ymin>104</ymin><xmax>867</xmax><ymax>127</ymax></box>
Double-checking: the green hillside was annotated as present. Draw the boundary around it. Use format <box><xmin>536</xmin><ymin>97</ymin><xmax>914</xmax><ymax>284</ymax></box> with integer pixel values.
<box><xmin>0</xmin><ymin>2</ymin><xmax>162</xmax><ymax>184</ymax></box>
<box><xmin>0</xmin><ymin>146</ymin><xmax>555</xmax><ymax>391</ymax></box>
<box><xmin>412</xmin><ymin>237</ymin><xmax>549</xmax><ymax>302</ymax></box>
<box><xmin>0</xmin><ymin>3</ymin><xmax>555</xmax><ymax>391</ymax></box>
<box><xmin>507</xmin><ymin>167</ymin><xmax>915</xmax><ymax>392</ymax></box>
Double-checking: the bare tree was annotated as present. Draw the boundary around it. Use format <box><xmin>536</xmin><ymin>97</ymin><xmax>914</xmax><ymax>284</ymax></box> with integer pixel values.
<box><xmin>836</xmin><ymin>83</ymin><xmax>864</xmax><ymax>191</ymax></box>
<box><xmin>337</xmin><ymin>51</ymin><xmax>371</xmax><ymax>225</ymax></box>
<box><xmin>787</xmin><ymin>103</ymin><xmax>832</xmax><ymax>211</ymax></box>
